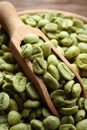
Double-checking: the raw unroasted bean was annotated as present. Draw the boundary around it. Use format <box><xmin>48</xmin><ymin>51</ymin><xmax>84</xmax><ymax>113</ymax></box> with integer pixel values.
<box><xmin>58</xmin><ymin>62</ymin><xmax>75</xmax><ymax>80</ymax></box>
<box><xmin>43</xmin><ymin>72</ymin><xmax>60</xmax><ymax>90</ymax></box>
<box><xmin>76</xmin><ymin>119</ymin><xmax>87</xmax><ymax>130</ymax></box>
<box><xmin>43</xmin><ymin>116</ymin><xmax>60</xmax><ymax>129</ymax></box>
<box><xmin>60</xmin><ymin>37</ymin><xmax>73</xmax><ymax>47</ymax></box>
<box><xmin>25</xmin><ymin>82</ymin><xmax>39</xmax><ymax>99</ymax></box>
<box><xmin>78</xmin><ymin>42</ymin><xmax>87</xmax><ymax>53</ymax></box>
<box><xmin>33</xmin><ymin>58</ymin><xmax>47</xmax><ymax>74</ymax></box>
<box><xmin>30</xmin><ymin>119</ymin><xmax>43</xmax><ymax>129</ymax></box>
<box><xmin>47</xmin><ymin>54</ymin><xmax>59</xmax><ymax>66</ymax></box>
<box><xmin>41</xmin><ymin>42</ymin><xmax>51</xmax><ymax>58</ymax></box>
<box><xmin>8</xmin><ymin>110</ymin><xmax>21</xmax><ymax>126</ymax></box>
<box><xmin>44</xmin><ymin>23</ymin><xmax>58</xmax><ymax>32</ymax></box>
<box><xmin>75</xmin><ymin>109</ymin><xmax>86</xmax><ymax>122</ymax></box>
<box><xmin>24</xmin><ymin>99</ymin><xmax>40</xmax><ymax>108</ymax></box>
<box><xmin>23</xmin><ymin>34</ymin><xmax>39</xmax><ymax>44</ymax></box>
<box><xmin>10</xmin><ymin>123</ymin><xmax>29</xmax><ymax>130</ymax></box>
<box><xmin>13</xmin><ymin>76</ymin><xmax>27</xmax><ymax>92</ymax></box>
<box><xmin>76</xmin><ymin>53</ymin><xmax>87</xmax><ymax>70</ymax></box>
<box><xmin>77</xmin><ymin>34</ymin><xmax>87</xmax><ymax>42</ymax></box>
<box><xmin>60</xmin><ymin>116</ymin><xmax>74</xmax><ymax>125</ymax></box>
<box><xmin>64</xmin><ymin>80</ymin><xmax>75</xmax><ymax>94</ymax></box>
<box><xmin>71</xmin><ymin>83</ymin><xmax>82</xmax><ymax>98</ymax></box>
<box><xmin>59</xmin><ymin>124</ymin><xmax>76</xmax><ymax>130</ymax></box>
<box><xmin>59</xmin><ymin>106</ymin><xmax>78</xmax><ymax>115</ymax></box>
<box><xmin>0</xmin><ymin>92</ymin><xmax>10</xmax><ymax>110</ymax></box>
<box><xmin>48</xmin><ymin>64</ymin><xmax>60</xmax><ymax>80</ymax></box>
<box><xmin>21</xmin><ymin>44</ymin><xmax>33</xmax><ymax>58</ymax></box>
<box><xmin>65</xmin><ymin>46</ymin><xmax>80</xmax><ymax>60</ymax></box>
<box><xmin>0</xmin><ymin>124</ymin><xmax>8</xmax><ymax>130</ymax></box>
<box><xmin>62</xmin><ymin>18</ymin><xmax>73</xmax><ymax>29</ymax></box>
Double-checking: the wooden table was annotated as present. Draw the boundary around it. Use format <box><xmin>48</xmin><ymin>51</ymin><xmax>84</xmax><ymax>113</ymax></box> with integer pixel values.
<box><xmin>0</xmin><ymin>0</ymin><xmax>87</xmax><ymax>17</ymax></box>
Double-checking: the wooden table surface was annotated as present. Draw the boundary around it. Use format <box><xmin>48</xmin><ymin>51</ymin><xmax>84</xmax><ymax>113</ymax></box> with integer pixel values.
<box><xmin>0</xmin><ymin>0</ymin><xmax>87</xmax><ymax>17</ymax></box>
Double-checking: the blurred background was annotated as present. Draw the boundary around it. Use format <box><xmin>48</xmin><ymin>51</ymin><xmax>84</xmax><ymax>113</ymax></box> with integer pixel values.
<box><xmin>0</xmin><ymin>0</ymin><xmax>87</xmax><ymax>17</ymax></box>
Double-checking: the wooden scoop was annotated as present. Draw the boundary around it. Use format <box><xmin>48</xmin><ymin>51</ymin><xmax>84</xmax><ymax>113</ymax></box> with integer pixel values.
<box><xmin>0</xmin><ymin>2</ymin><xmax>86</xmax><ymax>117</ymax></box>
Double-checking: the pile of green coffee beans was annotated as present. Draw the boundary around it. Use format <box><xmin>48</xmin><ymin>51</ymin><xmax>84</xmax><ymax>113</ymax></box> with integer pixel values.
<box><xmin>0</xmin><ymin>12</ymin><xmax>87</xmax><ymax>130</ymax></box>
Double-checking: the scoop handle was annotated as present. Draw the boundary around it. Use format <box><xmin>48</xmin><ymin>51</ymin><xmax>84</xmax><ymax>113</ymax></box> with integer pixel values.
<box><xmin>0</xmin><ymin>1</ymin><xmax>24</xmax><ymax>37</ymax></box>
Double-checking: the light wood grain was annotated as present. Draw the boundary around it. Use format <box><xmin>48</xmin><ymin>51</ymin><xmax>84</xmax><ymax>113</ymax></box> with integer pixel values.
<box><xmin>0</xmin><ymin>0</ymin><xmax>87</xmax><ymax>17</ymax></box>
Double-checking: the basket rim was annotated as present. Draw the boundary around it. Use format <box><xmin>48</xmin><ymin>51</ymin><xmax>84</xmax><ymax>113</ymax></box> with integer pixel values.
<box><xmin>18</xmin><ymin>9</ymin><xmax>87</xmax><ymax>23</ymax></box>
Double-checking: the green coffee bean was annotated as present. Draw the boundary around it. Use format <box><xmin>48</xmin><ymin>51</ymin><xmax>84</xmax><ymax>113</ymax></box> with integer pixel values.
<box><xmin>0</xmin><ymin>124</ymin><xmax>8</xmax><ymax>130</ymax></box>
<box><xmin>41</xmin><ymin>42</ymin><xmax>51</xmax><ymax>58</ymax></box>
<box><xmin>8</xmin><ymin>99</ymin><xmax>18</xmax><ymax>111</ymax></box>
<box><xmin>1</xmin><ymin>44</ymin><xmax>10</xmax><ymax>52</ymax></box>
<box><xmin>75</xmin><ymin>109</ymin><xmax>86</xmax><ymax>122</ymax></box>
<box><xmin>64</xmin><ymin>80</ymin><xmax>75</xmax><ymax>94</ymax></box>
<box><xmin>71</xmin><ymin>83</ymin><xmax>81</xmax><ymax>98</ymax></box>
<box><xmin>32</xmin><ymin>39</ymin><xmax>44</xmax><ymax>48</ymax></box>
<box><xmin>64</xmin><ymin>98</ymin><xmax>77</xmax><ymax>107</ymax></box>
<box><xmin>22</xmin><ymin>108</ymin><xmax>31</xmax><ymax>118</ymax></box>
<box><xmin>42</xmin><ymin>107</ymin><xmax>51</xmax><ymax>117</ymax></box>
<box><xmin>73</xmin><ymin>18</ymin><xmax>84</xmax><ymax>28</ymax></box>
<box><xmin>21</xmin><ymin>44</ymin><xmax>33</xmax><ymax>58</ymax></box>
<box><xmin>76</xmin><ymin>53</ymin><xmax>87</xmax><ymax>70</ymax></box>
<box><xmin>76</xmin><ymin>119</ymin><xmax>87</xmax><ymax>130</ymax></box>
<box><xmin>53</xmin><ymin>96</ymin><xmax>65</xmax><ymax>108</ymax></box>
<box><xmin>77</xmin><ymin>97</ymin><xmax>85</xmax><ymax>109</ymax></box>
<box><xmin>38</xmin><ymin>19</ymin><xmax>49</xmax><ymax>28</ymax></box>
<box><xmin>62</xmin><ymin>18</ymin><xmax>73</xmax><ymax>29</ymax></box>
<box><xmin>50</xmin><ymin>39</ymin><xmax>58</xmax><ymax>47</ymax></box>
<box><xmin>43</xmin><ymin>116</ymin><xmax>60</xmax><ymax>129</ymax></box>
<box><xmin>59</xmin><ymin>31</ymin><xmax>69</xmax><ymax>39</ymax></box>
<box><xmin>33</xmin><ymin>58</ymin><xmax>47</xmax><ymax>74</ymax></box>
<box><xmin>25</xmin><ymin>18</ymin><xmax>37</xmax><ymax>27</ymax></box>
<box><xmin>60</xmin><ymin>37</ymin><xmax>73</xmax><ymax>47</ymax></box>
<box><xmin>43</xmin><ymin>72</ymin><xmax>60</xmax><ymax>90</ymax></box>
<box><xmin>30</xmin><ymin>46</ymin><xmax>43</xmax><ymax>61</ymax></box>
<box><xmin>65</xmin><ymin>46</ymin><xmax>80</xmax><ymax>60</ymax></box>
<box><xmin>23</xmin><ymin>34</ymin><xmax>39</xmax><ymax>44</ymax></box>
<box><xmin>13</xmin><ymin>76</ymin><xmax>27</xmax><ymax>92</ymax></box>
<box><xmin>47</xmin><ymin>54</ymin><xmax>59</xmax><ymax>66</ymax></box>
<box><xmin>60</xmin><ymin>116</ymin><xmax>74</xmax><ymax>125</ymax></box>
<box><xmin>50</xmin><ymin>89</ymin><xmax>65</xmax><ymax>100</ymax></box>
<box><xmin>24</xmin><ymin>99</ymin><xmax>40</xmax><ymax>108</ymax></box>
<box><xmin>59</xmin><ymin>124</ymin><xmax>76</xmax><ymax>130</ymax></box>
<box><xmin>30</xmin><ymin>119</ymin><xmax>43</xmax><ymax>130</ymax></box>
<box><xmin>59</xmin><ymin>106</ymin><xmax>78</xmax><ymax>115</ymax></box>
<box><xmin>0</xmin><ymin>63</ymin><xmax>15</xmax><ymax>73</ymax></box>
<box><xmin>32</xmin><ymin>15</ymin><xmax>42</xmax><ymax>22</ymax></box>
<box><xmin>48</xmin><ymin>64</ymin><xmax>59</xmax><ymax>80</ymax></box>
<box><xmin>25</xmin><ymin>82</ymin><xmax>39</xmax><ymax>99</ymax></box>
<box><xmin>3</xmin><ymin>52</ymin><xmax>15</xmax><ymax>64</ymax></box>
<box><xmin>47</xmin><ymin>32</ymin><xmax>59</xmax><ymax>39</ymax></box>
<box><xmin>20</xmin><ymin>14</ymin><xmax>30</xmax><ymax>23</ymax></box>
<box><xmin>77</xmin><ymin>34</ymin><xmax>87</xmax><ymax>42</ymax></box>
<box><xmin>0</xmin><ymin>92</ymin><xmax>10</xmax><ymax>110</ymax></box>
<box><xmin>58</xmin><ymin>62</ymin><xmax>75</xmax><ymax>80</ymax></box>
<box><xmin>8</xmin><ymin>110</ymin><xmax>21</xmax><ymax>126</ymax></box>
<box><xmin>78</xmin><ymin>42</ymin><xmax>87</xmax><ymax>53</ymax></box>
<box><xmin>44</xmin><ymin>23</ymin><xmax>58</xmax><ymax>32</ymax></box>
<box><xmin>10</xmin><ymin>123</ymin><xmax>29</xmax><ymax>130</ymax></box>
